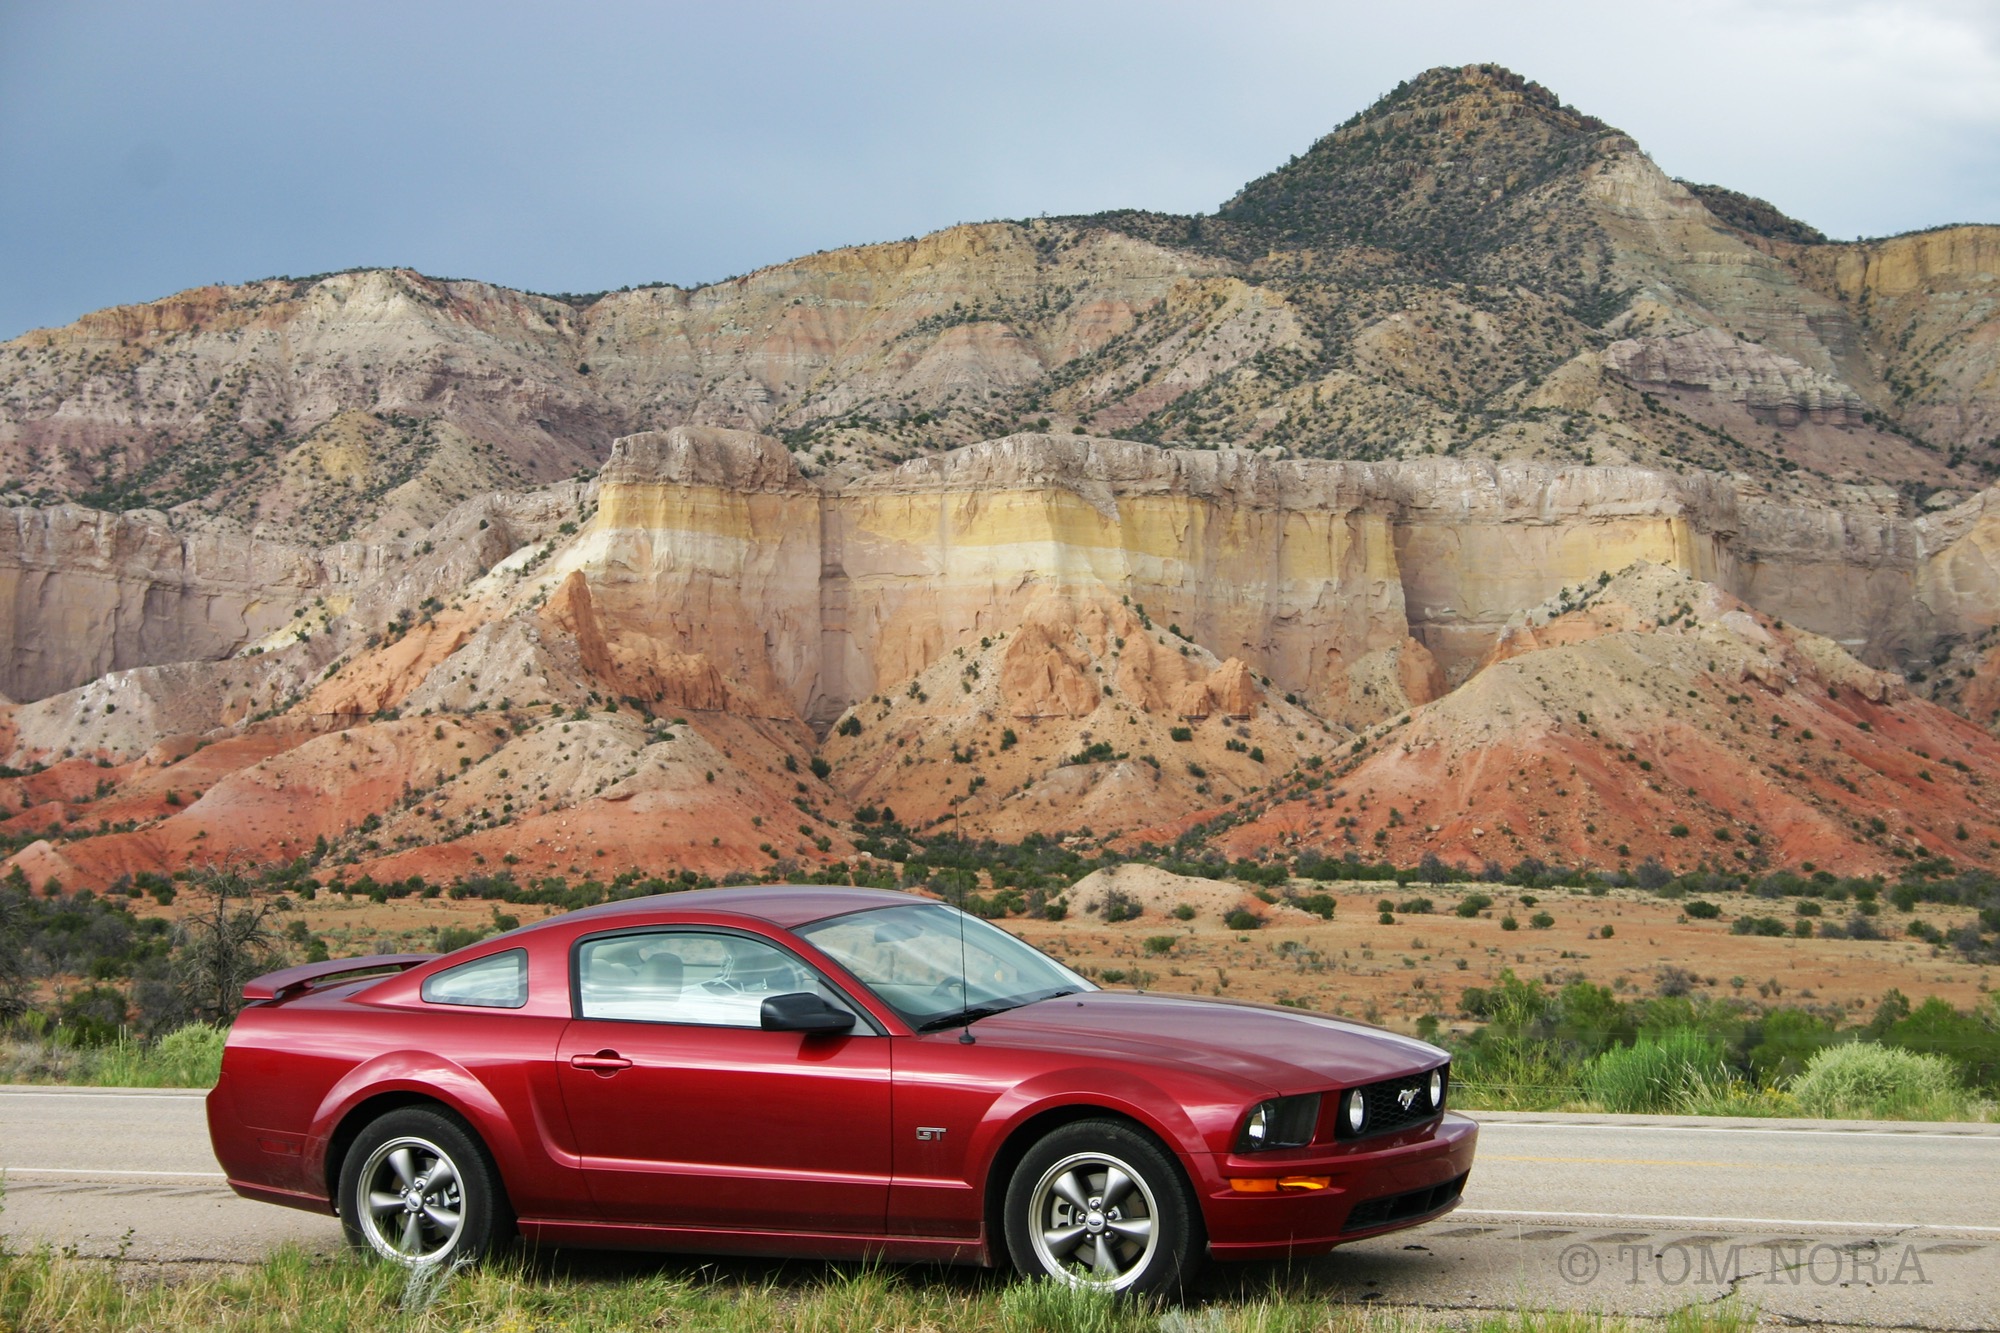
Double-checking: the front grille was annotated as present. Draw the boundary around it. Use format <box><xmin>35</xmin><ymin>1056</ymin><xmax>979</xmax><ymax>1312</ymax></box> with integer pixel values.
<box><xmin>1335</xmin><ymin>1064</ymin><xmax>1448</xmax><ymax>1140</ymax></box>
<box><xmin>1341</xmin><ymin>1172</ymin><xmax>1468</xmax><ymax>1233</ymax></box>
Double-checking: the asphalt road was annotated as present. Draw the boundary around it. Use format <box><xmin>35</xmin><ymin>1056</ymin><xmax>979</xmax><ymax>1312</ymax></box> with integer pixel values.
<box><xmin>2</xmin><ymin>1090</ymin><xmax>1995</xmax><ymax>1328</ymax></box>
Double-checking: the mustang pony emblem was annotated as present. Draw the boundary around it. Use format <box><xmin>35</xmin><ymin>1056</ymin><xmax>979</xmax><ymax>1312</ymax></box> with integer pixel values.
<box><xmin>1397</xmin><ymin>1087</ymin><xmax>1418</xmax><ymax>1111</ymax></box>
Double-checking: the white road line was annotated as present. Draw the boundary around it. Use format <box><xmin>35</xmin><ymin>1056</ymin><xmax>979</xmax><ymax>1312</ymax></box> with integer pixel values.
<box><xmin>0</xmin><ymin>1090</ymin><xmax>206</xmax><ymax>1100</ymax></box>
<box><xmin>1476</xmin><ymin>1122</ymin><xmax>1998</xmax><ymax>1141</ymax></box>
<box><xmin>1457</xmin><ymin>1209</ymin><xmax>2000</xmax><ymax>1235</ymax></box>
<box><xmin>1</xmin><ymin>1167</ymin><xmax>226</xmax><ymax>1180</ymax></box>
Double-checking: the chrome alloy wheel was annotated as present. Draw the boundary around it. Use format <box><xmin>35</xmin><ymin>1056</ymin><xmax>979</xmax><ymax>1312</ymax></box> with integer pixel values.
<box><xmin>355</xmin><ymin>1135</ymin><xmax>466</xmax><ymax>1263</ymax></box>
<box><xmin>1026</xmin><ymin>1150</ymin><xmax>1161</xmax><ymax>1289</ymax></box>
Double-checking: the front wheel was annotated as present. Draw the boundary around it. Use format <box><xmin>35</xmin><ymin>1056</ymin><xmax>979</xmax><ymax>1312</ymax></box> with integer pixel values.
<box><xmin>338</xmin><ymin>1106</ymin><xmax>508</xmax><ymax>1266</ymax></box>
<box><xmin>1003</xmin><ymin>1118</ymin><xmax>1203</xmax><ymax>1295</ymax></box>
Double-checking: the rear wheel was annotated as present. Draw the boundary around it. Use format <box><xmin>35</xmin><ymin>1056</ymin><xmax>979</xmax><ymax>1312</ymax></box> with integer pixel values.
<box><xmin>1003</xmin><ymin>1118</ymin><xmax>1203</xmax><ymax>1295</ymax></box>
<box><xmin>338</xmin><ymin>1107</ymin><xmax>507</xmax><ymax>1265</ymax></box>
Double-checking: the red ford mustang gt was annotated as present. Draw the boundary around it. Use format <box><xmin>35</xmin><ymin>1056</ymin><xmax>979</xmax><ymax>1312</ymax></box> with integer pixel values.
<box><xmin>208</xmin><ymin>885</ymin><xmax>1476</xmax><ymax>1293</ymax></box>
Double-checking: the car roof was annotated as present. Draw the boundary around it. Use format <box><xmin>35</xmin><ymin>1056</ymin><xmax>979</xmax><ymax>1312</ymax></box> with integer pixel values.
<box><xmin>559</xmin><ymin>883</ymin><xmax>923</xmax><ymax>930</ymax></box>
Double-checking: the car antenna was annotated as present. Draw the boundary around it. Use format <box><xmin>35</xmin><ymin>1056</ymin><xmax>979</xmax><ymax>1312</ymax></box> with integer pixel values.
<box><xmin>957</xmin><ymin>894</ymin><xmax>975</xmax><ymax>1044</ymax></box>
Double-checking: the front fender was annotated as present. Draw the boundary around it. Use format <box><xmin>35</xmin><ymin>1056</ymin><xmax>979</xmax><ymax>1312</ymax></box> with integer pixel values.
<box><xmin>976</xmin><ymin>1066</ymin><xmax>1213</xmax><ymax>1176</ymax></box>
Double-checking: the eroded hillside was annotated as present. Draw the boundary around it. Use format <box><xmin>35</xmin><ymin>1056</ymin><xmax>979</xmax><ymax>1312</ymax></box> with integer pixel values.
<box><xmin>4</xmin><ymin>66</ymin><xmax>1994</xmax><ymax>544</ymax></box>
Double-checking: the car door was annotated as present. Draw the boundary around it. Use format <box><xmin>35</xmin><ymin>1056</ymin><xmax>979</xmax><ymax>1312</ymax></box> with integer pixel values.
<box><xmin>554</xmin><ymin>926</ymin><xmax>893</xmax><ymax>1235</ymax></box>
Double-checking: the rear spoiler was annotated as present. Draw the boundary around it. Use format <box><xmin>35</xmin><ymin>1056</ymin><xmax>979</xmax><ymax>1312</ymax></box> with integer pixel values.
<box><xmin>241</xmin><ymin>953</ymin><xmax>435</xmax><ymax>1004</ymax></box>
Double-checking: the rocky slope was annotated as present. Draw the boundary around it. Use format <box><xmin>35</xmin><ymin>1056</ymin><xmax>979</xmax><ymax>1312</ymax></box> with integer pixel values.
<box><xmin>5</xmin><ymin>67</ymin><xmax>1994</xmax><ymax>541</ymax></box>
<box><xmin>1198</xmin><ymin>563</ymin><xmax>2000</xmax><ymax>877</ymax></box>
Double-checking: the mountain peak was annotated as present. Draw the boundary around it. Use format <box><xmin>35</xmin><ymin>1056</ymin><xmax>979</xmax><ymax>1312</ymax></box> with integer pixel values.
<box><xmin>1366</xmin><ymin>63</ymin><xmax>1600</xmax><ymax>129</ymax></box>
<box><xmin>1212</xmin><ymin>64</ymin><xmax>1624</xmax><ymax>281</ymax></box>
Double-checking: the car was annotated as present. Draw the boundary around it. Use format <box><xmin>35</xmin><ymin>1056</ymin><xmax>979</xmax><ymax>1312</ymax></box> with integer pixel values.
<box><xmin>208</xmin><ymin>885</ymin><xmax>1476</xmax><ymax>1293</ymax></box>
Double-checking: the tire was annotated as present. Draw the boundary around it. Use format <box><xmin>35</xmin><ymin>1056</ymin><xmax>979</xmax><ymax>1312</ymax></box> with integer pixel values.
<box><xmin>338</xmin><ymin>1106</ymin><xmax>509</xmax><ymax>1266</ymax></box>
<box><xmin>1003</xmin><ymin>1118</ymin><xmax>1204</xmax><ymax>1295</ymax></box>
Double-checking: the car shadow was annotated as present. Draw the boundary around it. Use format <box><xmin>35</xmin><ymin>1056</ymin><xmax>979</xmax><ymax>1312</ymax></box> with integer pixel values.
<box><xmin>499</xmin><ymin>1239</ymin><xmax>1445</xmax><ymax>1308</ymax></box>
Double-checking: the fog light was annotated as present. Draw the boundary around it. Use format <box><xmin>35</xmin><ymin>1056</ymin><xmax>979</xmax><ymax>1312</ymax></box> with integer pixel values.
<box><xmin>1345</xmin><ymin>1089</ymin><xmax>1367</xmax><ymax>1134</ymax></box>
<box><xmin>1429</xmin><ymin>1069</ymin><xmax>1444</xmax><ymax>1109</ymax></box>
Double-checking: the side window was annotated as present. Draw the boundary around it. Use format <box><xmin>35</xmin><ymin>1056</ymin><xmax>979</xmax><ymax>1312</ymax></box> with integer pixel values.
<box><xmin>575</xmin><ymin>931</ymin><xmax>855</xmax><ymax>1028</ymax></box>
<box><xmin>421</xmin><ymin>950</ymin><xmax>528</xmax><ymax>1009</ymax></box>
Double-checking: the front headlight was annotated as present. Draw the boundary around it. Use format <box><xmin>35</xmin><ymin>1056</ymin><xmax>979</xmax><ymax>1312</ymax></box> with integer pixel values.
<box><xmin>1237</xmin><ymin>1093</ymin><xmax>1321</xmax><ymax>1151</ymax></box>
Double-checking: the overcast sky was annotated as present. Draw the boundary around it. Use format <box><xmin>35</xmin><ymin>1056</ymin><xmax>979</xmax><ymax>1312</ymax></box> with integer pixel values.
<box><xmin>3</xmin><ymin>0</ymin><xmax>1997</xmax><ymax>340</ymax></box>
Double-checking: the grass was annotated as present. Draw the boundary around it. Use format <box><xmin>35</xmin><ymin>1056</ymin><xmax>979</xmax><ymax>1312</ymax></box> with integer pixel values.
<box><xmin>1581</xmin><ymin>1030</ymin><xmax>1728</xmax><ymax>1114</ymax></box>
<box><xmin>0</xmin><ymin>1024</ymin><xmax>225</xmax><ymax>1088</ymax></box>
<box><xmin>0</xmin><ymin>1245</ymin><xmax>1764</xmax><ymax>1333</ymax></box>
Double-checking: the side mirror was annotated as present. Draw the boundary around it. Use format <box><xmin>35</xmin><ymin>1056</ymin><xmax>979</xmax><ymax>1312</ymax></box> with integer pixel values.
<box><xmin>761</xmin><ymin>991</ymin><xmax>856</xmax><ymax>1034</ymax></box>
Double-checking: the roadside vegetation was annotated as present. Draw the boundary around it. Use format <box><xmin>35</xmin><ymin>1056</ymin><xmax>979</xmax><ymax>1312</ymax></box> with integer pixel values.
<box><xmin>3</xmin><ymin>837</ymin><xmax>1997</xmax><ymax>1120</ymax></box>
<box><xmin>1449</xmin><ymin>967</ymin><xmax>1997</xmax><ymax>1120</ymax></box>
<box><xmin>0</xmin><ymin>1242</ymin><xmax>1760</xmax><ymax>1333</ymax></box>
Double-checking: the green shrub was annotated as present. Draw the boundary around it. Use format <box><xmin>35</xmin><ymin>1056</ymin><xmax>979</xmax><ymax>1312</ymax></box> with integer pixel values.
<box><xmin>1583</xmin><ymin>1029</ymin><xmax>1730</xmax><ymax>1113</ymax></box>
<box><xmin>1098</xmin><ymin>889</ymin><xmax>1142</xmax><ymax>923</ymax></box>
<box><xmin>1171</xmin><ymin>902</ymin><xmax>1195</xmax><ymax>921</ymax></box>
<box><xmin>1791</xmin><ymin>1042</ymin><xmax>1974</xmax><ymax>1119</ymax></box>
<box><xmin>1748</xmin><ymin>1008</ymin><xmax>1835</xmax><ymax>1082</ymax></box>
<box><xmin>1685</xmin><ymin>900</ymin><xmax>1721</xmax><ymax>919</ymax></box>
<box><xmin>1143</xmin><ymin>935</ymin><xmax>1178</xmax><ymax>955</ymax></box>
<box><xmin>1885</xmin><ymin>997</ymin><xmax>2000</xmax><ymax>1090</ymax></box>
<box><xmin>79</xmin><ymin>1023</ymin><xmax>228</xmax><ymax>1088</ymax></box>
<box><xmin>1224</xmin><ymin>907</ymin><xmax>1262</xmax><ymax>931</ymax></box>
<box><xmin>1455</xmin><ymin>892</ymin><xmax>1493</xmax><ymax>918</ymax></box>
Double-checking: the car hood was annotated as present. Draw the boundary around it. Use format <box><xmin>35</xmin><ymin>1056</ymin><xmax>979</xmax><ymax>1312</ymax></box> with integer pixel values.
<box><xmin>969</xmin><ymin>991</ymin><xmax>1446</xmax><ymax>1094</ymax></box>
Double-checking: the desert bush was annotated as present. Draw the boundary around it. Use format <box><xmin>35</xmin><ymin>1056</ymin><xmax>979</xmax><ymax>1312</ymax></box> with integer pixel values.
<box><xmin>1791</xmin><ymin>1042</ymin><xmax>1975</xmax><ymax>1120</ymax></box>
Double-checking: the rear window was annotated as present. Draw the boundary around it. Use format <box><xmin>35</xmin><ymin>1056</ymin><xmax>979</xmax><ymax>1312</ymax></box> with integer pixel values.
<box><xmin>421</xmin><ymin>950</ymin><xmax>528</xmax><ymax>1009</ymax></box>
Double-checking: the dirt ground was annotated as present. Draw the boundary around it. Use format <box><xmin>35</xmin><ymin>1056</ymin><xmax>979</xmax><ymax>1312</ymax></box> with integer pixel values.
<box><xmin>155</xmin><ymin>864</ymin><xmax>1993</xmax><ymax>1034</ymax></box>
<box><xmin>1012</xmin><ymin>867</ymin><xmax>1993</xmax><ymax>1034</ymax></box>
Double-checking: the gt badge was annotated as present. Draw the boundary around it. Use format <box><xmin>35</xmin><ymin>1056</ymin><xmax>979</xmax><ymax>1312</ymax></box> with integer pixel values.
<box><xmin>915</xmin><ymin>1126</ymin><xmax>948</xmax><ymax>1141</ymax></box>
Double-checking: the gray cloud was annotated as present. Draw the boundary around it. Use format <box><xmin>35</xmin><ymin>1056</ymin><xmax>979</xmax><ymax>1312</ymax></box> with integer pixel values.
<box><xmin>2</xmin><ymin>0</ymin><xmax>1994</xmax><ymax>338</ymax></box>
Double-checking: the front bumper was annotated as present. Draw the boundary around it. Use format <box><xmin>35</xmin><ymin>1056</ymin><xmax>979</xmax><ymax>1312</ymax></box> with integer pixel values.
<box><xmin>1197</xmin><ymin>1111</ymin><xmax>1478</xmax><ymax>1259</ymax></box>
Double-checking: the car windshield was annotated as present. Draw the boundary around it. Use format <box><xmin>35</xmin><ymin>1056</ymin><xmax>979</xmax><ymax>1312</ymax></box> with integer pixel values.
<box><xmin>797</xmin><ymin>902</ymin><xmax>1092</xmax><ymax>1030</ymax></box>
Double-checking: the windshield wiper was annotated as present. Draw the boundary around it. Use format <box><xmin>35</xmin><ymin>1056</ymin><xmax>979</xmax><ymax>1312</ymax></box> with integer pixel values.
<box><xmin>914</xmin><ymin>987</ymin><xmax>1083</xmax><ymax>1032</ymax></box>
<box><xmin>916</xmin><ymin>1002</ymin><xmax>1019</xmax><ymax>1032</ymax></box>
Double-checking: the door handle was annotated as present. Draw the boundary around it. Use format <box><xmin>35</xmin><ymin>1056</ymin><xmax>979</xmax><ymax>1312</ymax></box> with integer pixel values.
<box><xmin>570</xmin><ymin>1050</ymin><xmax>633</xmax><ymax>1074</ymax></box>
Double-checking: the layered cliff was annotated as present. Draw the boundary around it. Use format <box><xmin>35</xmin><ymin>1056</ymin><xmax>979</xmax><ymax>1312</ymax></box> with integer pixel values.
<box><xmin>5</xmin><ymin>66</ymin><xmax>1995</xmax><ymax>538</ymax></box>
<box><xmin>11</xmin><ymin>427</ymin><xmax>2000</xmax><ymax>891</ymax></box>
